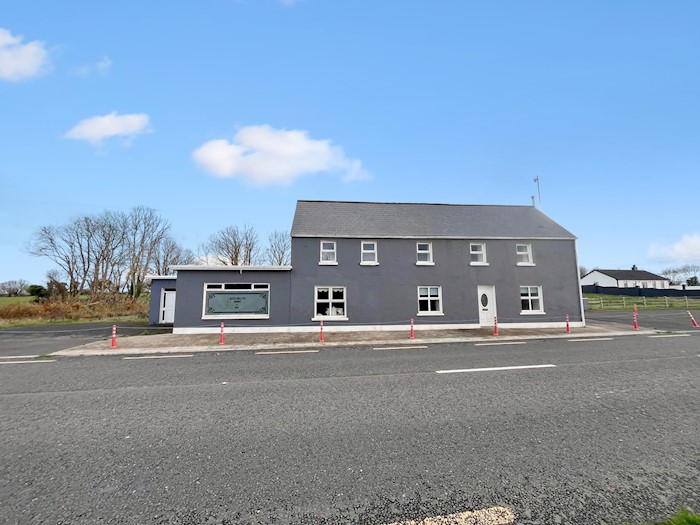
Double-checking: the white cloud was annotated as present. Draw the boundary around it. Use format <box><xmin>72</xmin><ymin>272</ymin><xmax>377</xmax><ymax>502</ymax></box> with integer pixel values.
<box><xmin>0</xmin><ymin>28</ymin><xmax>50</xmax><ymax>82</ymax></box>
<box><xmin>75</xmin><ymin>55</ymin><xmax>112</xmax><ymax>76</ymax></box>
<box><xmin>648</xmin><ymin>234</ymin><xmax>700</xmax><ymax>263</ymax></box>
<box><xmin>65</xmin><ymin>112</ymin><xmax>151</xmax><ymax>145</ymax></box>
<box><xmin>192</xmin><ymin>125</ymin><xmax>370</xmax><ymax>186</ymax></box>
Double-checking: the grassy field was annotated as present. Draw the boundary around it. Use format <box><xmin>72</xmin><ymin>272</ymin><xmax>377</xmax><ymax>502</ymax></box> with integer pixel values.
<box><xmin>584</xmin><ymin>293</ymin><xmax>700</xmax><ymax>310</ymax></box>
<box><xmin>0</xmin><ymin>295</ymin><xmax>35</xmax><ymax>305</ymax></box>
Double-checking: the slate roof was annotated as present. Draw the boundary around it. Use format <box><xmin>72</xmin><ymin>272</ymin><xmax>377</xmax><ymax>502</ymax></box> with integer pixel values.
<box><xmin>589</xmin><ymin>269</ymin><xmax>668</xmax><ymax>281</ymax></box>
<box><xmin>291</xmin><ymin>200</ymin><xmax>575</xmax><ymax>239</ymax></box>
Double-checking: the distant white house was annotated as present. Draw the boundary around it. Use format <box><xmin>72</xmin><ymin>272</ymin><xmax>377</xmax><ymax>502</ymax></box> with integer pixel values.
<box><xmin>581</xmin><ymin>267</ymin><xmax>670</xmax><ymax>289</ymax></box>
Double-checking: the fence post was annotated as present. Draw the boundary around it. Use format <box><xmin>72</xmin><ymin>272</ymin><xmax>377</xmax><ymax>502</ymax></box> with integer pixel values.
<box><xmin>622</xmin><ymin>296</ymin><xmax>626</xmax><ymax>308</ymax></box>
<box><xmin>599</xmin><ymin>297</ymin><xmax>604</xmax><ymax>309</ymax></box>
<box><xmin>685</xmin><ymin>296</ymin><xmax>689</xmax><ymax>308</ymax></box>
<box><xmin>665</xmin><ymin>296</ymin><xmax>669</xmax><ymax>308</ymax></box>
<box><xmin>643</xmin><ymin>296</ymin><xmax>647</xmax><ymax>307</ymax></box>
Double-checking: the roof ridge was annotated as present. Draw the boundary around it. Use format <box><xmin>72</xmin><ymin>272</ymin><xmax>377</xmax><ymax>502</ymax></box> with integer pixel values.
<box><xmin>297</xmin><ymin>200</ymin><xmax>535</xmax><ymax>208</ymax></box>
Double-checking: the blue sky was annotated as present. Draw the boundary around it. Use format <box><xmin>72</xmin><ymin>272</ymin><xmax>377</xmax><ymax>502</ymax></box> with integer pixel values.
<box><xmin>2</xmin><ymin>1</ymin><xmax>699</xmax><ymax>284</ymax></box>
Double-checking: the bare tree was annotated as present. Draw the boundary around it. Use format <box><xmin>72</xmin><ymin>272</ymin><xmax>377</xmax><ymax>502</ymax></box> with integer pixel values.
<box><xmin>123</xmin><ymin>206</ymin><xmax>170</xmax><ymax>299</ymax></box>
<box><xmin>265</xmin><ymin>230</ymin><xmax>291</xmax><ymax>266</ymax></box>
<box><xmin>152</xmin><ymin>236</ymin><xmax>196</xmax><ymax>275</ymax></box>
<box><xmin>29</xmin><ymin>221</ymin><xmax>91</xmax><ymax>297</ymax></box>
<box><xmin>241</xmin><ymin>224</ymin><xmax>261</xmax><ymax>265</ymax></box>
<box><xmin>30</xmin><ymin>207</ymin><xmax>171</xmax><ymax>299</ymax></box>
<box><xmin>579</xmin><ymin>266</ymin><xmax>588</xmax><ymax>278</ymax></box>
<box><xmin>661</xmin><ymin>264</ymin><xmax>700</xmax><ymax>285</ymax></box>
<box><xmin>90</xmin><ymin>211</ymin><xmax>128</xmax><ymax>295</ymax></box>
<box><xmin>204</xmin><ymin>224</ymin><xmax>261</xmax><ymax>266</ymax></box>
<box><xmin>0</xmin><ymin>279</ymin><xmax>29</xmax><ymax>296</ymax></box>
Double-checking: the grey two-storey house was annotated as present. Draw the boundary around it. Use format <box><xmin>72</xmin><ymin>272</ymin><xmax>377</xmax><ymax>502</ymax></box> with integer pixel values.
<box><xmin>150</xmin><ymin>200</ymin><xmax>585</xmax><ymax>334</ymax></box>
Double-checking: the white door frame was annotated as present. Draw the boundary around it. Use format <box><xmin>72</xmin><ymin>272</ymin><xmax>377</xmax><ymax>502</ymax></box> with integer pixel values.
<box><xmin>477</xmin><ymin>285</ymin><xmax>497</xmax><ymax>327</ymax></box>
<box><xmin>160</xmin><ymin>289</ymin><xmax>176</xmax><ymax>324</ymax></box>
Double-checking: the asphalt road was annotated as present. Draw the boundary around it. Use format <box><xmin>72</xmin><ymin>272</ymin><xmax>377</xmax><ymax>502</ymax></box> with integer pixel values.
<box><xmin>1</xmin><ymin>334</ymin><xmax>698</xmax><ymax>524</ymax></box>
<box><xmin>0</xmin><ymin>322</ymin><xmax>170</xmax><ymax>357</ymax></box>
<box><xmin>585</xmin><ymin>308</ymin><xmax>700</xmax><ymax>332</ymax></box>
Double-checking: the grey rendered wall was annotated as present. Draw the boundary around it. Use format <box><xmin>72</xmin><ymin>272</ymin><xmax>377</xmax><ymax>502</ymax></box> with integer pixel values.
<box><xmin>290</xmin><ymin>237</ymin><xmax>582</xmax><ymax>326</ymax></box>
<box><xmin>148</xmin><ymin>278</ymin><xmax>176</xmax><ymax>325</ymax></box>
<box><xmin>173</xmin><ymin>270</ymin><xmax>292</xmax><ymax>328</ymax></box>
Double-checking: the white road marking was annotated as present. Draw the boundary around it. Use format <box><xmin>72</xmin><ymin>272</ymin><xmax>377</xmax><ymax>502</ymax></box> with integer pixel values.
<box><xmin>436</xmin><ymin>364</ymin><xmax>556</xmax><ymax>374</ymax></box>
<box><xmin>255</xmin><ymin>350</ymin><xmax>319</xmax><ymax>355</ymax></box>
<box><xmin>373</xmin><ymin>345</ymin><xmax>428</xmax><ymax>350</ymax></box>
<box><xmin>0</xmin><ymin>360</ymin><xmax>55</xmax><ymax>364</ymax></box>
<box><xmin>648</xmin><ymin>334</ymin><xmax>691</xmax><ymax>338</ymax></box>
<box><xmin>0</xmin><ymin>355</ymin><xmax>40</xmax><ymax>359</ymax></box>
<box><xmin>474</xmin><ymin>341</ymin><xmax>527</xmax><ymax>347</ymax></box>
<box><xmin>122</xmin><ymin>355</ymin><xmax>193</xmax><ymax>360</ymax></box>
<box><xmin>385</xmin><ymin>505</ymin><xmax>515</xmax><ymax>525</ymax></box>
<box><xmin>568</xmin><ymin>337</ymin><xmax>614</xmax><ymax>342</ymax></box>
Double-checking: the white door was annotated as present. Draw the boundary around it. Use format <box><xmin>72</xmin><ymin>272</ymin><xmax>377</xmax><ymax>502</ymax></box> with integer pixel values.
<box><xmin>161</xmin><ymin>290</ymin><xmax>176</xmax><ymax>324</ymax></box>
<box><xmin>477</xmin><ymin>285</ymin><xmax>497</xmax><ymax>327</ymax></box>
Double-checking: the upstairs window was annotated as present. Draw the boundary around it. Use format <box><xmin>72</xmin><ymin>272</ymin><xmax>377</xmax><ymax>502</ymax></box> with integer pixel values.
<box><xmin>360</xmin><ymin>241</ymin><xmax>378</xmax><ymax>265</ymax></box>
<box><xmin>470</xmin><ymin>243</ymin><xmax>487</xmax><ymax>265</ymax></box>
<box><xmin>319</xmin><ymin>241</ymin><xmax>337</xmax><ymax>265</ymax></box>
<box><xmin>416</xmin><ymin>242</ymin><xmax>434</xmax><ymax>265</ymax></box>
<box><xmin>520</xmin><ymin>285</ymin><xmax>544</xmax><ymax>314</ymax></box>
<box><xmin>516</xmin><ymin>243</ymin><xmax>534</xmax><ymax>265</ymax></box>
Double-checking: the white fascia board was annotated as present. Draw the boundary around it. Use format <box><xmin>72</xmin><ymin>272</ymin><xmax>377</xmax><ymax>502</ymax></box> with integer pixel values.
<box><xmin>145</xmin><ymin>275</ymin><xmax>177</xmax><ymax>280</ymax></box>
<box><xmin>169</xmin><ymin>265</ymin><xmax>292</xmax><ymax>271</ymax></box>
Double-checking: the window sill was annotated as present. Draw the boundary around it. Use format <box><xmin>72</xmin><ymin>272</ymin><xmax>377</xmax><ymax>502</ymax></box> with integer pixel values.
<box><xmin>318</xmin><ymin>261</ymin><xmax>338</xmax><ymax>266</ymax></box>
<box><xmin>202</xmin><ymin>315</ymin><xmax>270</xmax><ymax>320</ymax></box>
<box><xmin>416</xmin><ymin>262</ymin><xmax>435</xmax><ymax>266</ymax></box>
<box><xmin>469</xmin><ymin>262</ymin><xmax>489</xmax><ymax>266</ymax></box>
<box><xmin>360</xmin><ymin>262</ymin><xmax>379</xmax><ymax>266</ymax></box>
<box><xmin>520</xmin><ymin>311</ymin><xmax>546</xmax><ymax>316</ymax></box>
<box><xmin>311</xmin><ymin>316</ymin><xmax>349</xmax><ymax>322</ymax></box>
<box><xmin>516</xmin><ymin>262</ymin><xmax>536</xmax><ymax>267</ymax></box>
<box><xmin>417</xmin><ymin>312</ymin><xmax>444</xmax><ymax>316</ymax></box>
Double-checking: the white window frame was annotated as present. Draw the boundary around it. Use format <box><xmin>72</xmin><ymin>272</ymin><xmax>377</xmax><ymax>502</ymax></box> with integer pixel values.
<box><xmin>416</xmin><ymin>242</ymin><xmax>434</xmax><ymax>266</ymax></box>
<box><xmin>469</xmin><ymin>242</ymin><xmax>488</xmax><ymax>266</ymax></box>
<box><xmin>312</xmin><ymin>286</ymin><xmax>348</xmax><ymax>321</ymax></box>
<box><xmin>319</xmin><ymin>240</ymin><xmax>338</xmax><ymax>265</ymax></box>
<box><xmin>520</xmin><ymin>285</ymin><xmax>545</xmax><ymax>315</ymax></box>
<box><xmin>360</xmin><ymin>240</ymin><xmax>378</xmax><ymax>266</ymax></box>
<box><xmin>516</xmin><ymin>243</ymin><xmax>535</xmax><ymax>266</ymax></box>
<box><xmin>417</xmin><ymin>286</ymin><xmax>443</xmax><ymax>316</ymax></box>
<box><xmin>201</xmin><ymin>282</ymin><xmax>271</xmax><ymax>320</ymax></box>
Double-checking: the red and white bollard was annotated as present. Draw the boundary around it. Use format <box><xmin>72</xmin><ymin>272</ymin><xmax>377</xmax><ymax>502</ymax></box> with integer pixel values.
<box><xmin>633</xmin><ymin>312</ymin><xmax>639</xmax><ymax>331</ymax></box>
<box><xmin>688</xmin><ymin>311</ymin><xmax>699</xmax><ymax>329</ymax></box>
<box><xmin>111</xmin><ymin>324</ymin><xmax>117</xmax><ymax>349</ymax></box>
<box><xmin>219</xmin><ymin>321</ymin><xmax>225</xmax><ymax>345</ymax></box>
<box><xmin>565</xmin><ymin>314</ymin><xmax>571</xmax><ymax>334</ymax></box>
<box><xmin>493</xmin><ymin>316</ymin><xmax>499</xmax><ymax>337</ymax></box>
<box><xmin>319</xmin><ymin>320</ymin><xmax>325</xmax><ymax>343</ymax></box>
<box><xmin>409</xmin><ymin>318</ymin><xmax>415</xmax><ymax>340</ymax></box>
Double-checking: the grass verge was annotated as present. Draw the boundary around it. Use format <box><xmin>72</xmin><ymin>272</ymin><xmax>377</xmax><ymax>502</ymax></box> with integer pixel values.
<box><xmin>0</xmin><ymin>315</ymin><xmax>148</xmax><ymax>329</ymax></box>
<box><xmin>633</xmin><ymin>509</ymin><xmax>700</xmax><ymax>525</ymax></box>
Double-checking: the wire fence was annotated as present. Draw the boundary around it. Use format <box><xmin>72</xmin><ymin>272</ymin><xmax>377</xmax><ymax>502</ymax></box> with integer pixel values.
<box><xmin>585</xmin><ymin>295</ymin><xmax>700</xmax><ymax>310</ymax></box>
